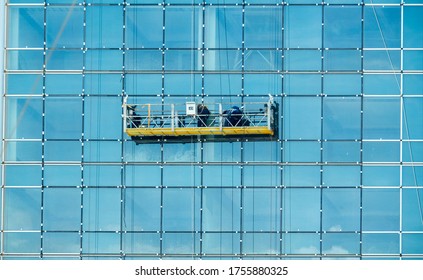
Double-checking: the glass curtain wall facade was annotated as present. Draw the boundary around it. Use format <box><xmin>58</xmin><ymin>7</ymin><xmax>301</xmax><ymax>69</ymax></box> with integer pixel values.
<box><xmin>1</xmin><ymin>0</ymin><xmax>423</xmax><ymax>259</ymax></box>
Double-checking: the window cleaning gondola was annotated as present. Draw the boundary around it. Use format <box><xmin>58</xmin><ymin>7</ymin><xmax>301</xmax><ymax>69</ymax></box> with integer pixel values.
<box><xmin>123</xmin><ymin>96</ymin><xmax>278</xmax><ymax>144</ymax></box>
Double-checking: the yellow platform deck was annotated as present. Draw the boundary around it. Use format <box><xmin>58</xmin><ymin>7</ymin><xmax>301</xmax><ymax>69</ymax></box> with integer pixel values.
<box><xmin>125</xmin><ymin>126</ymin><xmax>274</xmax><ymax>137</ymax></box>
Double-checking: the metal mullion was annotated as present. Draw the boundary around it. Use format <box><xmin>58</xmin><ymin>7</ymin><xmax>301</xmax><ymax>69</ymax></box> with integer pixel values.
<box><xmin>399</xmin><ymin>1</ymin><xmax>404</xmax><ymax>259</ymax></box>
<box><xmin>199</xmin><ymin>2</ymin><xmax>205</xmax><ymax>259</ymax></box>
<box><xmin>119</xmin><ymin>1</ymin><xmax>127</xmax><ymax>260</ymax></box>
<box><xmin>359</xmin><ymin>1</ymin><xmax>365</xmax><ymax>260</ymax></box>
<box><xmin>318</xmin><ymin>3</ymin><xmax>325</xmax><ymax>260</ymax></box>
<box><xmin>79</xmin><ymin>1</ymin><xmax>88</xmax><ymax>260</ymax></box>
<box><xmin>159</xmin><ymin>3</ymin><xmax>165</xmax><ymax>259</ymax></box>
<box><xmin>280</xmin><ymin>2</ymin><xmax>285</xmax><ymax>259</ymax></box>
<box><xmin>239</xmin><ymin>1</ymin><xmax>245</xmax><ymax>259</ymax></box>
<box><xmin>39</xmin><ymin>2</ymin><xmax>48</xmax><ymax>259</ymax></box>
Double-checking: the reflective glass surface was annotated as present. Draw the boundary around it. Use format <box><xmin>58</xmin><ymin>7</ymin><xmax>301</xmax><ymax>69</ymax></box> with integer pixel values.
<box><xmin>2</xmin><ymin>1</ymin><xmax>423</xmax><ymax>260</ymax></box>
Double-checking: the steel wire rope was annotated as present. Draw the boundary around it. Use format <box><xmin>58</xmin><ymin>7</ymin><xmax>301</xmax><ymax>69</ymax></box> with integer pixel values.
<box><xmin>370</xmin><ymin>1</ymin><xmax>423</xmax><ymax>225</ymax></box>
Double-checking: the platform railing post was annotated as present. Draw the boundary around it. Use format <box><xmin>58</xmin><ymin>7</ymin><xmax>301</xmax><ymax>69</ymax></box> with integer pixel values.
<box><xmin>123</xmin><ymin>97</ymin><xmax>127</xmax><ymax>133</ymax></box>
<box><xmin>219</xmin><ymin>103</ymin><xmax>223</xmax><ymax>131</ymax></box>
<box><xmin>171</xmin><ymin>104</ymin><xmax>175</xmax><ymax>131</ymax></box>
<box><xmin>267</xmin><ymin>100</ymin><xmax>271</xmax><ymax>130</ymax></box>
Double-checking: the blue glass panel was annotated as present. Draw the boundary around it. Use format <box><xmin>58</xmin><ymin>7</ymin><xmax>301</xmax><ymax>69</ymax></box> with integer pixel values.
<box><xmin>323</xmin><ymin>141</ymin><xmax>361</xmax><ymax>163</ymax></box>
<box><xmin>165</xmin><ymin>7</ymin><xmax>202</xmax><ymax>48</ymax></box>
<box><xmin>322</xmin><ymin>233</ymin><xmax>360</xmax><ymax>255</ymax></box>
<box><xmin>86</xmin><ymin>6</ymin><xmax>123</xmax><ymax>48</ymax></box>
<box><xmin>403</xmin><ymin>167</ymin><xmax>423</xmax><ymax>187</ymax></box>
<box><xmin>285</xmin><ymin>50</ymin><xmax>321</xmax><ymax>71</ymax></box>
<box><xmin>284</xmin><ymin>141</ymin><xmax>320</xmax><ymax>163</ymax></box>
<box><xmin>244</xmin><ymin>7</ymin><xmax>282</xmax><ymax>48</ymax></box>
<box><xmin>283</xmin><ymin>166</ymin><xmax>321</xmax><ymax>187</ymax></box>
<box><xmin>165</xmin><ymin>50</ymin><xmax>201</xmax><ymax>71</ymax></box>
<box><xmin>403</xmin><ymin>75</ymin><xmax>423</xmax><ymax>95</ymax></box>
<box><xmin>6</xmin><ymin>74</ymin><xmax>43</xmax><ymax>95</ymax></box>
<box><xmin>362</xmin><ymin>234</ymin><xmax>400</xmax><ymax>255</ymax></box>
<box><xmin>86</xmin><ymin>50</ymin><xmax>123</xmax><ymax>71</ymax></box>
<box><xmin>125</xmin><ymin>166</ymin><xmax>161</xmax><ymax>187</ymax></box>
<box><xmin>402</xmin><ymin>234</ymin><xmax>423</xmax><ymax>254</ymax></box>
<box><xmin>4</xmin><ymin>233</ymin><xmax>40</xmax><ymax>253</ymax></box>
<box><xmin>7</xmin><ymin>7</ymin><xmax>44</xmax><ymax>48</ymax></box>
<box><xmin>124</xmin><ymin>188</ymin><xmax>161</xmax><ymax>231</ymax></box>
<box><xmin>84</xmin><ymin>141</ymin><xmax>121</xmax><ymax>162</ymax></box>
<box><xmin>84</xmin><ymin>97</ymin><xmax>122</xmax><ymax>139</ymax></box>
<box><xmin>323</xmin><ymin>97</ymin><xmax>361</xmax><ymax>140</ymax></box>
<box><xmin>283</xmin><ymin>233</ymin><xmax>320</xmax><ymax>254</ymax></box>
<box><xmin>203</xmin><ymin>166</ymin><xmax>241</xmax><ymax>187</ymax></box>
<box><xmin>162</xmin><ymin>233</ymin><xmax>200</xmax><ymax>255</ymax></box>
<box><xmin>283</xmin><ymin>188</ymin><xmax>320</xmax><ymax>231</ymax></box>
<box><xmin>402</xmin><ymin>189</ymin><xmax>423</xmax><ymax>231</ymax></box>
<box><xmin>7</xmin><ymin>50</ymin><xmax>43</xmax><ymax>70</ymax></box>
<box><xmin>4</xmin><ymin>188</ymin><xmax>41</xmax><ymax>230</ymax></box>
<box><xmin>202</xmin><ymin>233</ymin><xmax>240</xmax><ymax>255</ymax></box>
<box><xmin>125</xmin><ymin>74</ymin><xmax>162</xmax><ymax>96</ymax></box>
<box><xmin>285</xmin><ymin>74</ymin><xmax>321</xmax><ymax>96</ymax></box>
<box><xmin>324</xmin><ymin>50</ymin><xmax>361</xmax><ymax>71</ymax></box>
<box><xmin>363</xmin><ymin>74</ymin><xmax>401</xmax><ymax>95</ymax></box>
<box><xmin>204</xmin><ymin>50</ymin><xmax>242</xmax><ymax>71</ymax></box>
<box><xmin>362</xmin><ymin>166</ymin><xmax>400</xmax><ymax>186</ymax></box>
<box><xmin>204</xmin><ymin>74</ymin><xmax>242</xmax><ymax>96</ymax></box>
<box><xmin>123</xmin><ymin>233</ymin><xmax>160</xmax><ymax>254</ymax></box>
<box><xmin>323</xmin><ymin>166</ymin><xmax>361</xmax><ymax>187</ymax></box>
<box><xmin>83</xmin><ymin>188</ymin><xmax>121</xmax><ymax>231</ymax></box>
<box><xmin>244</xmin><ymin>50</ymin><xmax>282</xmax><ymax>71</ymax></box>
<box><xmin>46</xmin><ymin>50</ymin><xmax>83</xmax><ymax>70</ymax></box>
<box><xmin>363</xmin><ymin>98</ymin><xmax>400</xmax><ymax>139</ymax></box>
<box><xmin>6</xmin><ymin>141</ymin><xmax>42</xmax><ymax>162</ymax></box>
<box><xmin>203</xmin><ymin>142</ymin><xmax>241</xmax><ymax>162</ymax></box>
<box><xmin>85</xmin><ymin>74</ymin><xmax>122</xmax><ymax>95</ymax></box>
<box><xmin>205</xmin><ymin>7</ymin><xmax>242</xmax><ymax>49</ymax></box>
<box><xmin>43</xmin><ymin>233</ymin><xmax>80</xmax><ymax>254</ymax></box>
<box><xmin>243</xmin><ymin>166</ymin><xmax>280</xmax><ymax>187</ymax></box>
<box><xmin>126</xmin><ymin>50</ymin><xmax>162</xmax><ymax>71</ymax></box>
<box><xmin>404</xmin><ymin>51</ymin><xmax>423</xmax><ymax>71</ymax></box>
<box><xmin>324</xmin><ymin>6</ymin><xmax>361</xmax><ymax>48</ymax></box>
<box><xmin>43</xmin><ymin>188</ymin><xmax>81</xmax><ymax>230</ymax></box>
<box><xmin>83</xmin><ymin>165</ymin><xmax>121</xmax><ymax>187</ymax></box>
<box><xmin>243</xmin><ymin>189</ymin><xmax>280</xmax><ymax>231</ymax></box>
<box><xmin>126</xmin><ymin>7</ymin><xmax>163</xmax><ymax>48</ymax></box>
<box><xmin>124</xmin><ymin>143</ymin><xmax>161</xmax><ymax>163</ymax></box>
<box><xmin>203</xmin><ymin>188</ymin><xmax>241</xmax><ymax>231</ymax></box>
<box><xmin>5</xmin><ymin>165</ymin><xmax>41</xmax><ymax>186</ymax></box>
<box><xmin>283</xmin><ymin>97</ymin><xmax>321</xmax><ymax>140</ymax></box>
<box><xmin>403</xmin><ymin>98</ymin><xmax>423</xmax><ymax>140</ymax></box>
<box><xmin>44</xmin><ymin>165</ymin><xmax>81</xmax><ymax>186</ymax></box>
<box><xmin>44</xmin><ymin>141</ymin><xmax>81</xmax><ymax>161</ymax></box>
<box><xmin>45</xmin><ymin>97</ymin><xmax>82</xmax><ymax>139</ymax></box>
<box><xmin>163</xmin><ymin>166</ymin><xmax>200</xmax><ymax>187</ymax></box>
<box><xmin>164</xmin><ymin>74</ymin><xmax>202</xmax><ymax>95</ymax></box>
<box><xmin>403</xmin><ymin>142</ymin><xmax>423</xmax><ymax>163</ymax></box>
<box><xmin>323</xmin><ymin>189</ymin><xmax>360</xmax><ymax>231</ymax></box>
<box><xmin>364</xmin><ymin>6</ymin><xmax>401</xmax><ymax>48</ymax></box>
<box><xmin>404</xmin><ymin>7</ymin><xmax>423</xmax><ymax>48</ymax></box>
<box><xmin>162</xmin><ymin>188</ymin><xmax>200</xmax><ymax>231</ymax></box>
<box><xmin>244</xmin><ymin>142</ymin><xmax>280</xmax><ymax>162</ymax></box>
<box><xmin>163</xmin><ymin>143</ymin><xmax>199</xmax><ymax>162</ymax></box>
<box><xmin>45</xmin><ymin>75</ymin><xmax>82</xmax><ymax>95</ymax></box>
<box><xmin>364</xmin><ymin>50</ymin><xmax>401</xmax><ymax>71</ymax></box>
<box><xmin>46</xmin><ymin>7</ymin><xmax>83</xmax><ymax>48</ymax></box>
<box><xmin>244</xmin><ymin>74</ymin><xmax>282</xmax><ymax>95</ymax></box>
<box><xmin>324</xmin><ymin>74</ymin><xmax>361</xmax><ymax>96</ymax></box>
<box><xmin>82</xmin><ymin>232</ymin><xmax>120</xmax><ymax>254</ymax></box>
<box><xmin>285</xmin><ymin>6</ymin><xmax>321</xmax><ymax>49</ymax></box>
<box><xmin>243</xmin><ymin>233</ymin><xmax>280</xmax><ymax>255</ymax></box>
<box><xmin>363</xmin><ymin>141</ymin><xmax>400</xmax><ymax>162</ymax></box>
<box><xmin>363</xmin><ymin>188</ymin><xmax>400</xmax><ymax>231</ymax></box>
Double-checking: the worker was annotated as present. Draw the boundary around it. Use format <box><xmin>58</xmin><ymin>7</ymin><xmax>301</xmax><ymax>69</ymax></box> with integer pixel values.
<box><xmin>127</xmin><ymin>105</ymin><xmax>141</xmax><ymax>128</ymax></box>
<box><xmin>197</xmin><ymin>104</ymin><xmax>210</xmax><ymax>127</ymax></box>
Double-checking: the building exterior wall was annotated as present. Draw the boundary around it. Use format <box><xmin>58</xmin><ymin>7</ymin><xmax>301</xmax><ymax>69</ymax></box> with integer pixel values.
<box><xmin>1</xmin><ymin>0</ymin><xmax>423</xmax><ymax>259</ymax></box>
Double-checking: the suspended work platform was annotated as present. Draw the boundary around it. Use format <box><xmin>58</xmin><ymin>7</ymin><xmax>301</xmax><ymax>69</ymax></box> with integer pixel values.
<box><xmin>123</xmin><ymin>97</ymin><xmax>278</xmax><ymax>144</ymax></box>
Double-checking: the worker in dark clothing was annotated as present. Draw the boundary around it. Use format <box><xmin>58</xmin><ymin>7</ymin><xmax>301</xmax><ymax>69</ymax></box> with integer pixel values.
<box><xmin>223</xmin><ymin>106</ymin><xmax>251</xmax><ymax>127</ymax></box>
<box><xmin>127</xmin><ymin>105</ymin><xmax>141</xmax><ymax>128</ymax></box>
<box><xmin>197</xmin><ymin>104</ymin><xmax>210</xmax><ymax>127</ymax></box>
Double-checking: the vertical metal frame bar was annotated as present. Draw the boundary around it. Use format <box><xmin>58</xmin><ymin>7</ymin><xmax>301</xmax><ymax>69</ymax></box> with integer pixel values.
<box><xmin>359</xmin><ymin>0</ymin><xmax>365</xmax><ymax>260</ymax></box>
<box><xmin>399</xmin><ymin>1</ymin><xmax>404</xmax><ymax>259</ymax></box>
<box><xmin>0</xmin><ymin>0</ymin><xmax>6</xmax><ymax>260</ymax></box>
<box><xmin>319</xmin><ymin>2</ymin><xmax>325</xmax><ymax>259</ymax></box>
